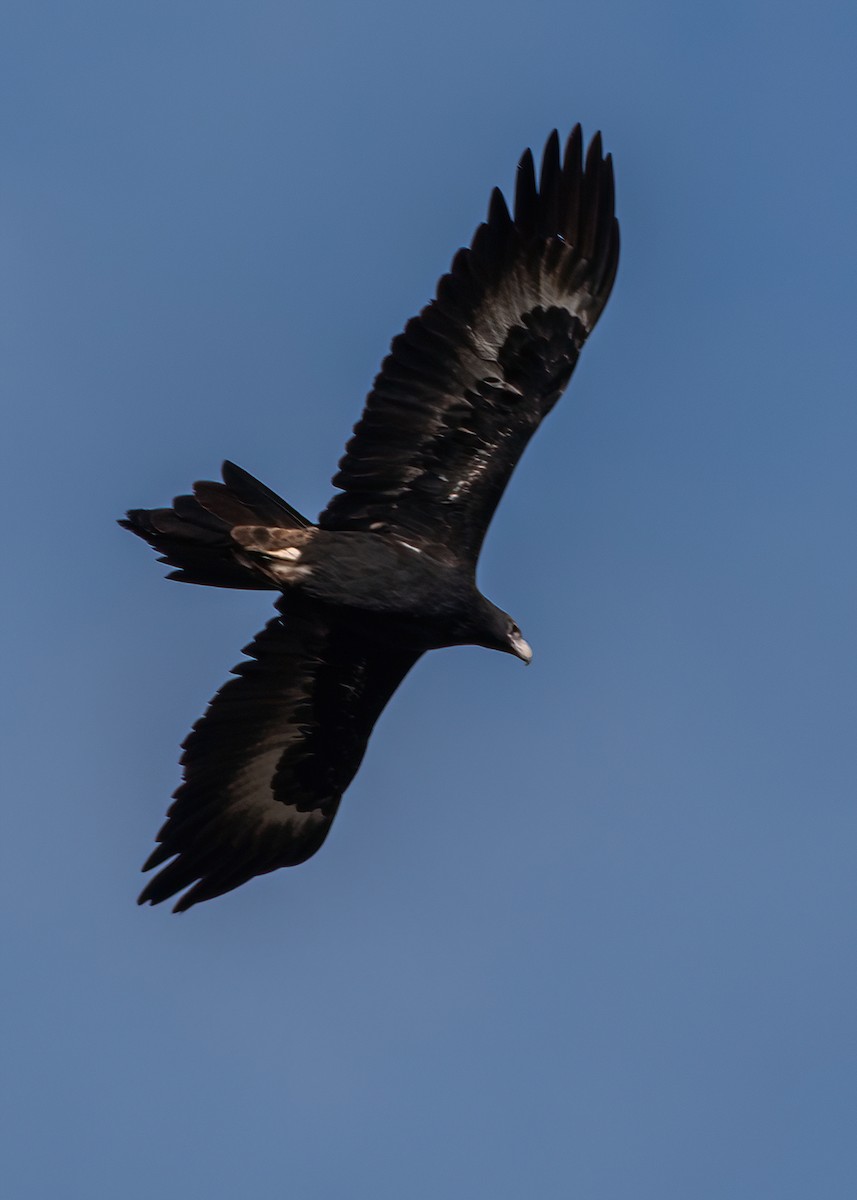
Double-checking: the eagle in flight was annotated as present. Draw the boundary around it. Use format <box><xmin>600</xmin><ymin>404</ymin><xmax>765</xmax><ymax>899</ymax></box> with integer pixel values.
<box><xmin>123</xmin><ymin>127</ymin><xmax>619</xmax><ymax>911</ymax></box>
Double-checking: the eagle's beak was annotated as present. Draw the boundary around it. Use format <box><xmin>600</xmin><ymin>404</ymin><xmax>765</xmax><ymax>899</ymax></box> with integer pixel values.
<box><xmin>510</xmin><ymin>631</ymin><xmax>533</xmax><ymax>665</ymax></box>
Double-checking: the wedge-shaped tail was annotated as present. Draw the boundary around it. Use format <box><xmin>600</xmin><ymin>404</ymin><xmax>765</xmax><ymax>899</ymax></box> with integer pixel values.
<box><xmin>120</xmin><ymin>461</ymin><xmax>312</xmax><ymax>589</ymax></box>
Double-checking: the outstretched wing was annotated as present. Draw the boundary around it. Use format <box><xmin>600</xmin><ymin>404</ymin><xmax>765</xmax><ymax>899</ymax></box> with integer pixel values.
<box><xmin>138</xmin><ymin>598</ymin><xmax>419</xmax><ymax>912</ymax></box>
<box><xmin>319</xmin><ymin>127</ymin><xmax>619</xmax><ymax>564</ymax></box>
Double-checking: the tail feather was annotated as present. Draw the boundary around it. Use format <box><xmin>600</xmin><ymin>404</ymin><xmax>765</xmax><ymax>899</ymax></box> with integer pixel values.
<box><xmin>220</xmin><ymin>460</ymin><xmax>312</xmax><ymax>529</ymax></box>
<box><xmin>121</xmin><ymin>462</ymin><xmax>312</xmax><ymax>589</ymax></box>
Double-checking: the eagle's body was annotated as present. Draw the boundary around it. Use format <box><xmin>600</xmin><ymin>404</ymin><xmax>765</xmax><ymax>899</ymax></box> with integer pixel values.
<box><xmin>123</xmin><ymin>127</ymin><xmax>619</xmax><ymax>911</ymax></box>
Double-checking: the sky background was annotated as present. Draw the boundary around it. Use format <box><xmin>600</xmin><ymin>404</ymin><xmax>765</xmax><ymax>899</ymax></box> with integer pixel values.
<box><xmin>3</xmin><ymin>2</ymin><xmax>856</xmax><ymax>1197</ymax></box>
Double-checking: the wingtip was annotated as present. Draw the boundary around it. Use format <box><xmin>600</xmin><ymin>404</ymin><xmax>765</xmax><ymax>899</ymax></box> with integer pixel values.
<box><xmin>137</xmin><ymin>871</ymin><xmax>193</xmax><ymax>913</ymax></box>
<box><xmin>142</xmin><ymin>843</ymin><xmax>170</xmax><ymax>872</ymax></box>
<box><xmin>563</xmin><ymin>125</ymin><xmax>583</xmax><ymax>169</ymax></box>
<box><xmin>514</xmin><ymin>147</ymin><xmax>538</xmax><ymax>232</ymax></box>
<box><xmin>585</xmin><ymin>130</ymin><xmax>605</xmax><ymax>172</ymax></box>
<box><xmin>136</xmin><ymin>885</ymin><xmax>190</xmax><ymax>914</ymax></box>
<box><xmin>488</xmin><ymin>185</ymin><xmax>511</xmax><ymax>227</ymax></box>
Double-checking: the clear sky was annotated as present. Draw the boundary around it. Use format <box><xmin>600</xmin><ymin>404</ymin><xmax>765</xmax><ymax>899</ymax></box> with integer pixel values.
<box><xmin>3</xmin><ymin>2</ymin><xmax>856</xmax><ymax>1197</ymax></box>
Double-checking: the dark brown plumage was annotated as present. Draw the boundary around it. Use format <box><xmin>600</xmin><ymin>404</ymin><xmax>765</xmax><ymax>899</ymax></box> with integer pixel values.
<box><xmin>122</xmin><ymin>127</ymin><xmax>619</xmax><ymax>911</ymax></box>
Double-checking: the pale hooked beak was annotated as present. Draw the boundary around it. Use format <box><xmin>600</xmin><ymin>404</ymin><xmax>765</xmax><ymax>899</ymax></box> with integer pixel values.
<box><xmin>510</xmin><ymin>631</ymin><xmax>533</xmax><ymax>665</ymax></box>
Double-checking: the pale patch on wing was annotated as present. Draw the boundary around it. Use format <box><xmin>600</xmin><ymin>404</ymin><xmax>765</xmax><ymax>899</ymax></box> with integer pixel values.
<box><xmin>231</xmin><ymin>525</ymin><xmax>316</xmax><ymax>585</ymax></box>
<box><xmin>228</xmin><ymin>783</ymin><xmax>329</xmax><ymax>837</ymax></box>
<box><xmin>228</xmin><ymin>744</ymin><xmax>292</xmax><ymax>811</ymax></box>
<box><xmin>446</xmin><ymin>443</ymin><xmax>496</xmax><ymax>503</ymax></box>
<box><xmin>224</xmin><ymin>727</ymin><xmax>332</xmax><ymax>836</ymax></box>
<box><xmin>266</xmin><ymin>562</ymin><xmax>312</xmax><ymax>584</ymax></box>
<box><xmin>232</xmin><ymin>525</ymin><xmax>317</xmax><ymax>554</ymax></box>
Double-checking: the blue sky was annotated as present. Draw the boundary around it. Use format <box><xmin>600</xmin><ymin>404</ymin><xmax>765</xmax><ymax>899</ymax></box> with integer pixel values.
<box><xmin>3</xmin><ymin>2</ymin><xmax>856</xmax><ymax>1196</ymax></box>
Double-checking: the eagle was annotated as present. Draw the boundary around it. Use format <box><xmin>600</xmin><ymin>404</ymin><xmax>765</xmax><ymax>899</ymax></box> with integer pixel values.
<box><xmin>122</xmin><ymin>127</ymin><xmax>619</xmax><ymax>911</ymax></box>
